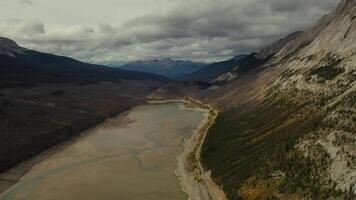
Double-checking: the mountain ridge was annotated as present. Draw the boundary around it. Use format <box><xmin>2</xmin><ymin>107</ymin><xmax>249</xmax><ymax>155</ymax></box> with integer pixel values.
<box><xmin>182</xmin><ymin>30</ymin><xmax>305</xmax><ymax>83</ymax></box>
<box><xmin>0</xmin><ymin>37</ymin><xmax>27</xmax><ymax>57</ymax></box>
<box><xmin>180</xmin><ymin>54</ymin><xmax>248</xmax><ymax>82</ymax></box>
<box><xmin>0</xmin><ymin>37</ymin><xmax>169</xmax><ymax>88</ymax></box>
<box><xmin>119</xmin><ymin>58</ymin><xmax>206</xmax><ymax>79</ymax></box>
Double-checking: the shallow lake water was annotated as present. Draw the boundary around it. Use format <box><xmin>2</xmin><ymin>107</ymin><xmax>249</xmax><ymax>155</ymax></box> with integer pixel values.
<box><xmin>0</xmin><ymin>102</ymin><xmax>205</xmax><ymax>200</ymax></box>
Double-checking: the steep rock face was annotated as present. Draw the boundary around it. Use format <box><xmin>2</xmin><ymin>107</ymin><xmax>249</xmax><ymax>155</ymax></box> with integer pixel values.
<box><xmin>273</xmin><ymin>0</ymin><xmax>355</xmax><ymax>64</ymax></box>
<box><xmin>258</xmin><ymin>31</ymin><xmax>303</xmax><ymax>60</ymax></box>
<box><xmin>270</xmin><ymin>0</ymin><xmax>356</xmax><ymax>193</ymax></box>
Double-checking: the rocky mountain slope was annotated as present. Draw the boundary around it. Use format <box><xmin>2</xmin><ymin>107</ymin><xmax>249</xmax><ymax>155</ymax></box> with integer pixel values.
<box><xmin>258</xmin><ymin>31</ymin><xmax>303</xmax><ymax>60</ymax></box>
<box><xmin>268</xmin><ymin>0</ymin><xmax>356</xmax><ymax>195</ymax></box>
<box><xmin>154</xmin><ymin>0</ymin><xmax>356</xmax><ymax>199</ymax></box>
<box><xmin>119</xmin><ymin>58</ymin><xmax>206</xmax><ymax>79</ymax></box>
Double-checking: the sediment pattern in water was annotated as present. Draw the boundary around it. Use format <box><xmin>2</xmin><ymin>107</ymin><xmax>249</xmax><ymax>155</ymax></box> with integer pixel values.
<box><xmin>0</xmin><ymin>102</ymin><xmax>205</xmax><ymax>200</ymax></box>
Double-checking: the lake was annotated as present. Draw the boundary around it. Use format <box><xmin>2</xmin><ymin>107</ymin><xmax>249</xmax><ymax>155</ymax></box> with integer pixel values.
<box><xmin>0</xmin><ymin>102</ymin><xmax>206</xmax><ymax>200</ymax></box>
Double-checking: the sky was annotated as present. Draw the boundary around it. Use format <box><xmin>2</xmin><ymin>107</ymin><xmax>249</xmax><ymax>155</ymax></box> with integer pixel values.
<box><xmin>0</xmin><ymin>0</ymin><xmax>339</xmax><ymax>63</ymax></box>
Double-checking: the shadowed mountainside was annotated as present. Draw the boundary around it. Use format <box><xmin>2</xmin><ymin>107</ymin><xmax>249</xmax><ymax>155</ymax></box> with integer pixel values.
<box><xmin>0</xmin><ymin>37</ymin><xmax>168</xmax><ymax>88</ymax></box>
<box><xmin>181</xmin><ymin>55</ymin><xmax>247</xmax><ymax>82</ymax></box>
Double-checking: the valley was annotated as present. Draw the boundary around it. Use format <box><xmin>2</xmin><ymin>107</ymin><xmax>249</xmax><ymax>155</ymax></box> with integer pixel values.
<box><xmin>0</xmin><ymin>0</ymin><xmax>355</xmax><ymax>200</ymax></box>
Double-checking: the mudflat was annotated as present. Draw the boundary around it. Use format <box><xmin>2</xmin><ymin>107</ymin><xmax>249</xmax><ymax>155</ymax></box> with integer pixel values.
<box><xmin>0</xmin><ymin>102</ymin><xmax>205</xmax><ymax>200</ymax></box>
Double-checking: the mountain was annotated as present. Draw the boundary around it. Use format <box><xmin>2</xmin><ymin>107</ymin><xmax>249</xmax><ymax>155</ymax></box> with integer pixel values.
<box><xmin>155</xmin><ymin>0</ymin><xmax>356</xmax><ymax>199</ymax></box>
<box><xmin>182</xmin><ymin>31</ymin><xmax>306</xmax><ymax>83</ymax></box>
<box><xmin>258</xmin><ymin>31</ymin><xmax>303</xmax><ymax>59</ymax></box>
<box><xmin>0</xmin><ymin>37</ymin><xmax>27</xmax><ymax>56</ymax></box>
<box><xmin>119</xmin><ymin>58</ymin><xmax>206</xmax><ymax>79</ymax></box>
<box><xmin>181</xmin><ymin>54</ymin><xmax>247</xmax><ymax>82</ymax></box>
<box><xmin>210</xmin><ymin>53</ymin><xmax>269</xmax><ymax>84</ymax></box>
<box><xmin>99</xmin><ymin>61</ymin><xmax>127</xmax><ymax>68</ymax></box>
<box><xmin>0</xmin><ymin>37</ymin><xmax>168</xmax><ymax>88</ymax></box>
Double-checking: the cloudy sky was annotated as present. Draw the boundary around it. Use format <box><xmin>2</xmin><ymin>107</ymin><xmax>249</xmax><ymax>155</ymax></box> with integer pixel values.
<box><xmin>0</xmin><ymin>0</ymin><xmax>339</xmax><ymax>63</ymax></box>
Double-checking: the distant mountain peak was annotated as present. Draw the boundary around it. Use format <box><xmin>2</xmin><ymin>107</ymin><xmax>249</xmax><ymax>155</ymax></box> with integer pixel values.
<box><xmin>0</xmin><ymin>36</ymin><xmax>27</xmax><ymax>57</ymax></box>
<box><xmin>119</xmin><ymin>58</ymin><xmax>206</xmax><ymax>79</ymax></box>
<box><xmin>0</xmin><ymin>37</ymin><xmax>19</xmax><ymax>47</ymax></box>
<box><xmin>233</xmin><ymin>54</ymin><xmax>248</xmax><ymax>61</ymax></box>
<box><xmin>162</xmin><ymin>58</ymin><xmax>174</xmax><ymax>62</ymax></box>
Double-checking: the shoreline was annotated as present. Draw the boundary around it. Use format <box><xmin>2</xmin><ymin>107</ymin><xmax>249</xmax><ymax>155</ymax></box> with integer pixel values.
<box><xmin>149</xmin><ymin>97</ymin><xmax>227</xmax><ymax>200</ymax></box>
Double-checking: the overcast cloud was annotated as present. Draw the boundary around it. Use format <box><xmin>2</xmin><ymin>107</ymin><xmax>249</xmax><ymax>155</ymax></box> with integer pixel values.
<box><xmin>0</xmin><ymin>0</ymin><xmax>339</xmax><ymax>63</ymax></box>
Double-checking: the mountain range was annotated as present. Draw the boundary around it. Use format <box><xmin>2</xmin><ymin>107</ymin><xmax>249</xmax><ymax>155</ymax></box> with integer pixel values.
<box><xmin>118</xmin><ymin>58</ymin><xmax>206</xmax><ymax>79</ymax></box>
<box><xmin>0</xmin><ymin>37</ymin><xmax>167</xmax><ymax>88</ymax></box>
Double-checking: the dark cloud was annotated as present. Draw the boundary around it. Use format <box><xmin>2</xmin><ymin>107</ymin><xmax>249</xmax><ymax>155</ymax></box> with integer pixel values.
<box><xmin>21</xmin><ymin>21</ymin><xmax>45</xmax><ymax>36</ymax></box>
<box><xmin>21</xmin><ymin>0</ymin><xmax>33</xmax><ymax>5</ymax></box>
<box><xmin>11</xmin><ymin>0</ymin><xmax>340</xmax><ymax>62</ymax></box>
<box><xmin>97</xmin><ymin>23</ymin><xmax>117</xmax><ymax>34</ymax></box>
<box><xmin>2</xmin><ymin>0</ymin><xmax>33</xmax><ymax>6</ymax></box>
<box><xmin>93</xmin><ymin>0</ymin><xmax>338</xmax><ymax>61</ymax></box>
